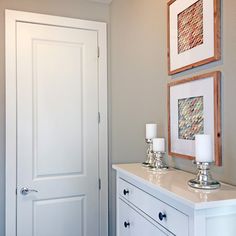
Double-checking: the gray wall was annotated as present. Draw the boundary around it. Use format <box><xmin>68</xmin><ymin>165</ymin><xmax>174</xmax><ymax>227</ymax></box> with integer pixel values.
<box><xmin>0</xmin><ymin>1</ymin><xmax>109</xmax><ymax>235</ymax></box>
<box><xmin>110</xmin><ymin>0</ymin><xmax>236</xmax><ymax>235</ymax></box>
<box><xmin>1</xmin><ymin>0</ymin><xmax>236</xmax><ymax>236</ymax></box>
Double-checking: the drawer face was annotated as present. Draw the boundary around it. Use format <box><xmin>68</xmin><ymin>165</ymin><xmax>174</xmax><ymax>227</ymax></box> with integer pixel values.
<box><xmin>118</xmin><ymin>178</ymin><xmax>189</xmax><ymax>236</ymax></box>
<box><xmin>118</xmin><ymin>198</ymin><xmax>168</xmax><ymax>236</ymax></box>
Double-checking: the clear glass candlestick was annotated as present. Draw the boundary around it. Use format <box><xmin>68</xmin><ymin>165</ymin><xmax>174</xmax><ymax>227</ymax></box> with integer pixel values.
<box><xmin>142</xmin><ymin>138</ymin><xmax>154</xmax><ymax>167</ymax></box>
<box><xmin>188</xmin><ymin>161</ymin><xmax>220</xmax><ymax>190</ymax></box>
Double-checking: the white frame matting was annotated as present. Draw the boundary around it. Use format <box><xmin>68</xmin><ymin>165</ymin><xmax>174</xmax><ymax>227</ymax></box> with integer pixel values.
<box><xmin>5</xmin><ymin>9</ymin><xmax>108</xmax><ymax>236</ymax></box>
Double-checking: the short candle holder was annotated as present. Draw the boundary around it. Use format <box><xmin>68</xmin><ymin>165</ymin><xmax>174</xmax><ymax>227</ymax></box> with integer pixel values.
<box><xmin>150</xmin><ymin>151</ymin><xmax>168</xmax><ymax>171</ymax></box>
<box><xmin>142</xmin><ymin>139</ymin><xmax>154</xmax><ymax>167</ymax></box>
<box><xmin>188</xmin><ymin>161</ymin><xmax>221</xmax><ymax>190</ymax></box>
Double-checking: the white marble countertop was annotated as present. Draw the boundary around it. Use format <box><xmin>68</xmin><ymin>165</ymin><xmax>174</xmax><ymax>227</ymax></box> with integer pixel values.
<box><xmin>113</xmin><ymin>163</ymin><xmax>236</xmax><ymax>209</ymax></box>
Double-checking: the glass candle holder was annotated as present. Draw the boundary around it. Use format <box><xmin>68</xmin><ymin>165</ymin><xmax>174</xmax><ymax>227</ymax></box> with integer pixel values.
<box><xmin>188</xmin><ymin>161</ymin><xmax>220</xmax><ymax>190</ymax></box>
<box><xmin>142</xmin><ymin>138</ymin><xmax>154</xmax><ymax>167</ymax></box>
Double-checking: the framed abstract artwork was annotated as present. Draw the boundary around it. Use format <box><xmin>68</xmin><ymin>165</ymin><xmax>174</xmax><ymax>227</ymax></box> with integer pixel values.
<box><xmin>167</xmin><ymin>0</ymin><xmax>221</xmax><ymax>75</ymax></box>
<box><xmin>167</xmin><ymin>71</ymin><xmax>222</xmax><ymax>166</ymax></box>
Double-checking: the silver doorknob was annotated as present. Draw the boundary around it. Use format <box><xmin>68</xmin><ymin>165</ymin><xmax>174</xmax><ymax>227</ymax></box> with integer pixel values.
<box><xmin>20</xmin><ymin>187</ymin><xmax>38</xmax><ymax>195</ymax></box>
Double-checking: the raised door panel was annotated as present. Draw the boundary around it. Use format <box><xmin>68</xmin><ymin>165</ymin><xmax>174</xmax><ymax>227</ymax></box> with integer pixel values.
<box><xmin>33</xmin><ymin>39</ymin><xmax>84</xmax><ymax>178</ymax></box>
<box><xmin>34</xmin><ymin>196</ymin><xmax>85</xmax><ymax>236</ymax></box>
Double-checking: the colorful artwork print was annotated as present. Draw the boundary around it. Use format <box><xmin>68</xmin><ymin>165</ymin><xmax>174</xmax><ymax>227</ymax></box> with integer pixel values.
<box><xmin>178</xmin><ymin>96</ymin><xmax>204</xmax><ymax>140</ymax></box>
<box><xmin>177</xmin><ymin>0</ymin><xmax>203</xmax><ymax>54</ymax></box>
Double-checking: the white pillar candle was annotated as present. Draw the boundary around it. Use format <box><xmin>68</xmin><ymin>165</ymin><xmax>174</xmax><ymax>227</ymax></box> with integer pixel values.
<box><xmin>153</xmin><ymin>138</ymin><xmax>165</xmax><ymax>152</ymax></box>
<box><xmin>195</xmin><ymin>135</ymin><xmax>213</xmax><ymax>163</ymax></box>
<box><xmin>146</xmin><ymin>124</ymin><xmax>157</xmax><ymax>139</ymax></box>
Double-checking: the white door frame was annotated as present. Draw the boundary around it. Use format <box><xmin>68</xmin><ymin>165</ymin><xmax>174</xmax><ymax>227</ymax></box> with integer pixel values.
<box><xmin>5</xmin><ymin>9</ymin><xmax>108</xmax><ymax>236</ymax></box>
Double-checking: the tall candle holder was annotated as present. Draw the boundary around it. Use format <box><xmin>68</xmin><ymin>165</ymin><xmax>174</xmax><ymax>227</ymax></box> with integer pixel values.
<box><xmin>142</xmin><ymin>138</ymin><xmax>154</xmax><ymax>167</ymax></box>
<box><xmin>150</xmin><ymin>151</ymin><xmax>168</xmax><ymax>170</ymax></box>
<box><xmin>188</xmin><ymin>161</ymin><xmax>220</xmax><ymax>190</ymax></box>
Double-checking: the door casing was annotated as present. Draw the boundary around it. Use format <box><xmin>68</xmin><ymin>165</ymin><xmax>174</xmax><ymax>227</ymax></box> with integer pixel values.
<box><xmin>5</xmin><ymin>9</ymin><xmax>108</xmax><ymax>236</ymax></box>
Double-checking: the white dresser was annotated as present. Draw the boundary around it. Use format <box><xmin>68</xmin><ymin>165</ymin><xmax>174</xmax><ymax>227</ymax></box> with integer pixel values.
<box><xmin>113</xmin><ymin>163</ymin><xmax>236</xmax><ymax>236</ymax></box>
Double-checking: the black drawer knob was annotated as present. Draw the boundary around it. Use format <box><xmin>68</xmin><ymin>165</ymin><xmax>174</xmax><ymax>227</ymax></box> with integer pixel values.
<box><xmin>158</xmin><ymin>212</ymin><xmax>167</xmax><ymax>221</ymax></box>
<box><xmin>123</xmin><ymin>189</ymin><xmax>129</xmax><ymax>196</ymax></box>
<box><xmin>124</xmin><ymin>221</ymin><xmax>130</xmax><ymax>228</ymax></box>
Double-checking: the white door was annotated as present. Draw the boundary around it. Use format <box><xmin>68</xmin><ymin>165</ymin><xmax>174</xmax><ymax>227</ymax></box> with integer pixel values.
<box><xmin>16</xmin><ymin>22</ymin><xmax>99</xmax><ymax>236</ymax></box>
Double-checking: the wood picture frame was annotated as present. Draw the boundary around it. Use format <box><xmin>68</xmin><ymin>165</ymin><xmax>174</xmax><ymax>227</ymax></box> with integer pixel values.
<box><xmin>167</xmin><ymin>71</ymin><xmax>222</xmax><ymax>166</ymax></box>
<box><xmin>167</xmin><ymin>0</ymin><xmax>221</xmax><ymax>75</ymax></box>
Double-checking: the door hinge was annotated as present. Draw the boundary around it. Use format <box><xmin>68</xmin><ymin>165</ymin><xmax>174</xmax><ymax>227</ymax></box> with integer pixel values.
<box><xmin>98</xmin><ymin>112</ymin><xmax>101</xmax><ymax>124</ymax></box>
<box><xmin>97</xmin><ymin>46</ymin><xmax>100</xmax><ymax>58</ymax></box>
<box><xmin>99</xmin><ymin>178</ymin><xmax>101</xmax><ymax>190</ymax></box>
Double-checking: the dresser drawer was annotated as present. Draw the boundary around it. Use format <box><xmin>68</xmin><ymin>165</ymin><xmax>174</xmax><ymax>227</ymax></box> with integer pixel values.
<box><xmin>118</xmin><ymin>198</ymin><xmax>170</xmax><ymax>236</ymax></box>
<box><xmin>118</xmin><ymin>177</ymin><xmax>189</xmax><ymax>236</ymax></box>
